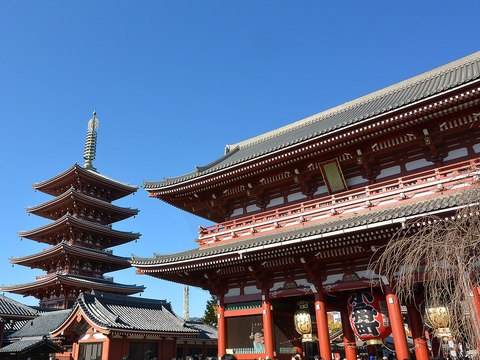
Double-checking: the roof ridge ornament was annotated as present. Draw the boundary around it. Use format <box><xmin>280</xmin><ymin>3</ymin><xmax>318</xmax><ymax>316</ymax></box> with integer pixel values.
<box><xmin>83</xmin><ymin>110</ymin><xmax>100</xmax><ymax>171</ymax></box>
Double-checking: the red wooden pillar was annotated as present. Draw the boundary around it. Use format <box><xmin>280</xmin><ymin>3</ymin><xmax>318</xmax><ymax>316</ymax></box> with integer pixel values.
<box><xmin>217</xmin><ymin>297</ymin><xmax>226</xmax><ymax>357</ymax></box>
<box><xmin>340</xmin><ymin>309</ymin><xmax>357</xmax><ymax>360</ymax></box>
<box><xmin>384</xmin><ymin>286</ymin><xmax>410</xmax><ymax>360</ymax></box>
<box><xmin>0</xmin><ymin>322</ymin><xmax>4</xmax><ymax>348</ymax></box>
<box><xmin>314</xmin><ymin>291</ymin><xmax>332</xmax><ymax>360</ymax></box>
<box><xmin>471</xmin><ymin>287</ymin><xmax>480</xmax><ymax>351</ymax></box>
<box><xmin>262</xmin><ymin>293</ymin><xmax>275</xmax><ymax>359</ymax></box>
<box><xmin>406</xmin><ymin>304</ymin><xmax>429</xmax><ymax>360</ymax></box>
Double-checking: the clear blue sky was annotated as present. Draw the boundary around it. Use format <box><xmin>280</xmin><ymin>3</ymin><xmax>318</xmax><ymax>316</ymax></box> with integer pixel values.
<box><xmin>0</xmin><ymin>1</ymin><xmax>478</xmax><ymax>318</ymax></box>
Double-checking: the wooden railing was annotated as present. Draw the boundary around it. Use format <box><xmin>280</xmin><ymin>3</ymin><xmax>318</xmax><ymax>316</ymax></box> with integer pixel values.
<box><xmin>54</xmin><ymin>354</ymin><xmax>73</xmax><ymax>360</ymax></box>
<box><xmin>197</xmin><ymin>158</ymin><xmax>480</xmax><ymax>247</ymax></box>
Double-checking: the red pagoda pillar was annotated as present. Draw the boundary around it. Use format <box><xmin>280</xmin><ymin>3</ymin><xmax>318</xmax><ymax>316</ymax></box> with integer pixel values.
<box><xmin>217</xmin><ymin>297</ymin><xmax>226</xmax><ymax>357</ymax></box>
<box><xmin>340</xmin><ymin>309</ymin><xmax>357</xmax><ymax>360</ymax></box>
<box><xmin>406</xmin><ymin>304</ymin><xmax>429</xmax><ymax>360</ymax></box>
<box><xmin>384</xmin><ymin>286</ymin><xmax>411</xmax><ymax>360</ymax></box>
<box><xmin>314</xmin><ymin>291</ymin><xmax>332</xmax><ymax>360</ymax></box>
<box><xmin>262</xmin><ymin>293</ymin><xmax>275</xmax><ymax>359</ymax></box>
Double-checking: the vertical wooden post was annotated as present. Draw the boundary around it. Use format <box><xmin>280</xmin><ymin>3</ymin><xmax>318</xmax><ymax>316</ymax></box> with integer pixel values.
<box><xmin>340</xmin><ymin>309</ymin><xmax>357</xmax><ymax>360</ymax></box>
<box><xmin>471</xmin><ymin>287</ymin><xmax>480</xmax><ymax>351</ymax></box>
<box><xmin>262</xmin><ymin>293</ymin><xmax>275</xmax><ymax>359</ymax></box>
<box><xmin>103</xmin><ymin>338</ymin><xmax>110</xmax><ymax>360</ymax></box>
<box><xmin>384</xmin><ymin>286</ymin><xmax>410</xmax><ymax>360</ymax></box>
<box><xmin>217</xmin><ymin>297</ymin><xmax>226</xmax><ymax>358</ymax></box>
<box><xmin>406</xmin><ymin>304</ymin><xmax>429</xmax><ymax>360</ymax></box>
<box><xmin>314</xmin><ymin>291</ymin><xmax>332</xmax><ymax>360</ymax></box>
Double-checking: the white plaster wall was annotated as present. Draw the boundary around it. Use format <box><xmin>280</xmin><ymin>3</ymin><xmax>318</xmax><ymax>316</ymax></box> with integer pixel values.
<box><xmin>377</xmin><ymin>165</ymin><xmax>401</xmax><ymax>179</ymax></box>
<box><xmin>346</xmin><ymin>176</ymin><xmax>367</xmax><ymax>187</ymax></box>
<box><xmin>405</xmin><ymin>158</ymin><xmax>433</xmax><ymax>171</ymax></box>
<box><xmin>444</xmin><ymin>147</ymin><xmax>468</xmax><ymax>161</ymax></box>
<box><xmin>266</xmin><ymin>197</ymin><xmax>284</xmax><ymax>208</ymax></box>
<box><xmin>287</xmin><ymin>191</ymin><xmax>306</xmax><ymax>202</ymax></box>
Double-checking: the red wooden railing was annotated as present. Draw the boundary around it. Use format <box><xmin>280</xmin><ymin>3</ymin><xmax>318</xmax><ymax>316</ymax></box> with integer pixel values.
<box><xmin>197</xmin><ymin>158</ymin><xmax>480</xmax><ymax>247</ymax></box>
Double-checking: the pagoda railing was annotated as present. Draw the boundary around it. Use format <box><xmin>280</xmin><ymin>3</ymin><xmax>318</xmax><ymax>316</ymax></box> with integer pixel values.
<box><xmin>197</xmin><ymin>157</ymin><xmax>480</xmax><ymax>246</ymax></box>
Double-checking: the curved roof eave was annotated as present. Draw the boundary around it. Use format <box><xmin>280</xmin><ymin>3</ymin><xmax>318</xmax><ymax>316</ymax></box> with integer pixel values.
<box><xmin>131</xmin><ymin>189</ymin><xmax>472</xmax><ymax>268</ymax></box>
<box><xmin>144</xmin><ymin>51</ymin><xmax>480</xmax><ymax>191</ymax></box>
<box><xmin>34</xmin><ymin>164</ymin><xmax>138</xmax><ymax>193</ymax></box>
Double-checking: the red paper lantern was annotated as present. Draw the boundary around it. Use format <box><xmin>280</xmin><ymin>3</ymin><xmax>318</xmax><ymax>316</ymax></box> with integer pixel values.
<box><xmin>347</xmin><ymin>291</ymin><xmax>392</xmax><ymax>345</ymax></box>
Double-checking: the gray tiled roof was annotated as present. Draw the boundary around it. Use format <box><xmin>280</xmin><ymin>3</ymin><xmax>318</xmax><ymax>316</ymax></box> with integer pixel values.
<box><xmin>19</xmin><ymin>213</ymin><xmax>141</xmax><ymax>241</ymax></box>
<box><xmin>0</xmin><ymin>337</ymin><xmax>64</xmax><ymax>354</ymax></box>
<box><xmin>8</xmin><ymin>310</ymin><xmax>70</xmax><ymax>338</ymax></box>
<box><xmin>132</xmin><ymin>190</ymin><xmax>471</xmax><ymax>265</ymax></box>
<box><xmin>11</xmin><ymin>241</ymin><xmax>131</xmax><ymax>265</ymax></box>
<box><xmin>0</xmin><ymin>295</ymin><xmax>37</xmax><ymax>318</ymax></box>
<box><xmin>60</xmin><ymin>291</ymin><xmax>198</xmax><ymax>334</ymax></box>
<box><xmin>27</xmin><ymin>187</ymin><xmax>139</xmax><ymax>218</ymax></box>
<box><xmin>1</xmin><ymin>273</ymin><xmax>145</xmax><ymax>294</ymax></box>
<box><xmin>185</xmin><ymin>321</ymin><xmax>218</xmax><ymax>340</ymax></box>
<box><xmin>34</xmin><ymin>164</ymin><xmax>138</xmax><ymax>193</ymax></box>
<box><xmin>145</xmin><ymin>51</ymin><xmax>480</xmax><ymax>189</ymax></box>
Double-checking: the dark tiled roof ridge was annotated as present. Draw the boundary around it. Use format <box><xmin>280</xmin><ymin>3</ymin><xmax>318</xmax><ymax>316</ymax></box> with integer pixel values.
<box><xmin>33</xmin><ymin>163</ymin><xmax>138</xmax><ymax>192</ymax></box>
<box><xmin>145</xmin><ymin>51</ymin><xmax>480</xmax><ymax>189</ymax></box>
<box><xmin>0</xmin><ymin>294</ymin><xmax>38</xmax><ymax>317</ymax></box>
<box><xmin>132</xmin><ymin>189</ymin><xmax>473</xmax><ymax>265</ymax></box>
<box><xmin>89</xmin><ymin>291</ymin><xmax>169</xmax><ymax>307</ymax></box>
<box><xmin>72</xmin><ymin>292</ymin><xmax>195</xmax><ymax>333</ymax></box>
<box><xmin>19</xmin><ymin>213</ymin><xmax>141</xmax><ymax>239</ymax></box>
<box><xmin>228</xmin><ymin>51</ymin><xmax>480</xmax><ymax>152</ymax></box>
<box><xmin>10</xmin><ymin>241</ymin><xmax>131</xmax><ymax>263</ymax></box>
<box><xmin>1</xmin><ymin>273</ymin><xmax>144</xmax><ymax>292</ymax></box>
<box><xmin>27</xmin><ymin>186</ymin><xmax>139</xmax><ymax>214</ymax></box>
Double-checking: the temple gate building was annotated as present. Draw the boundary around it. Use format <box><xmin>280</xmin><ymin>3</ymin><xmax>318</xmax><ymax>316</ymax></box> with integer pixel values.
<box><xmin>1</xmin><ymin>112</ymin><xmax>144</xmax><ymax>309</ymax></box>
<box><xmin>132</xmin><ymin>51</ymin><xmax>480</xmax><ymax>360</ymax></box>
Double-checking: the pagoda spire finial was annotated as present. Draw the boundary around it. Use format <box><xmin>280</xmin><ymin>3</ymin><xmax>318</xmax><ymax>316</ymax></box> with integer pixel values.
<box><xmin>83</xmin><ymin>110</ymin><xmax>100</xmax><ymax>171</ymax></box>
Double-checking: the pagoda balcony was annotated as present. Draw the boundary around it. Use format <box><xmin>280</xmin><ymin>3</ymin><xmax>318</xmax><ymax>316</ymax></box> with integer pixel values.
<box><xmin>197</xmin><ymin>157</ymin><xmax>480</xmax><ymax>247</ymax></box>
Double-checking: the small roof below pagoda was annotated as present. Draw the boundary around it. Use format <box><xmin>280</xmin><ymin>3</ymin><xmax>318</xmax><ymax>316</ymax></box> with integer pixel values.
<box><xmin>52</xmin><ymin>291</ymin><xmax>198</xmax><ymax>337</ymax></box>
<box><xmin>0</xmin><ymin>294</ymin><xmax>38</xmax><ymax>320</ymax></box>
<box><xmin>1</xmin><ymin>273</ymin><xmax>145</xmax><ymax>297</ymax></box>
<box><xmin>27</xmin><ymin>187</ymin><xmax>139</xmax><ymax>223</ymax></box>
<box><xmin>8</xmin><ymin>309</ymin><xmax>70</xmax><ymax>339</ymax></box>
<box><xmin>19</xmin><ymin>214</ymin><xmax>140</xmax><ymax>247</ymax></box>
<box><xmin>0</xmin><ymin>337</ymin><xmax>65</xmax><ymax>355</ymax></box>
<box><xmin>0</xmin><ymin>310</ymin><xmax>69</xmax><ymax>355</ymax></box>
<box><xmin>144</xmin><ymin>51</ymin><xmax>480</xmax><ymax>191</ymax></box>
<box><xmin>33</xmin><ymin>164</ymin><xmax>137</xmax><ymax>201</ymax></box>
<box><xmin>10</xmin><ymin>242</ymin><xmax>131</xmax><ymax>272</ymax></box>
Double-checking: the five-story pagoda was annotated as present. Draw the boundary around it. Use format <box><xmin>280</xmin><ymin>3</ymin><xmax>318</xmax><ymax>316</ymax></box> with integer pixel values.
<box><xmin>2</xmin><ymin>112</ymin><xmax>144</xmax><ymax>309</ymax></box>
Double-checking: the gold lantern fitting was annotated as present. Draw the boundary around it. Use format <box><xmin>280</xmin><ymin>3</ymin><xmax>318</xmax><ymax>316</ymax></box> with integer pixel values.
<box><xmin>366</xmin><ymin>339</ymin><xmax>384</xmax><ymax>346</ymax></box>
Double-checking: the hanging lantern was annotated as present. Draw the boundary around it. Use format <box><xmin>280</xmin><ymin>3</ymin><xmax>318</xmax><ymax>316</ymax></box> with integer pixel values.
<box><xmin>425</xmin><ymin>306</ymin><xmax>450</xmax><ymax>338</ymax></box>
<box><xmin>294</xmin><ymin>301</ymin><xmax>314</xmax><ymax>342</ymax></box>
<box><xmin>424</xmin><ymin>306</ymin><xmax>449</xmax><ymax>328</ymax></box>
<box><xmin>347</xmin><ymin>291</ymin><xmax>392</xmax><ymax>345</ymax></box>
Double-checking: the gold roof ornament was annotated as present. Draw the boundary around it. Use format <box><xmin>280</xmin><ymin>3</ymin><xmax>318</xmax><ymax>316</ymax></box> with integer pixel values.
<box><xmin>83</xmin><ymin>110</ymin><xmax>100</xmax><ymax>171</ymax></box>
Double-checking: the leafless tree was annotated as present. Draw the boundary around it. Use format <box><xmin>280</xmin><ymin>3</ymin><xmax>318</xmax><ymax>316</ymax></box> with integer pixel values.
<box><xmin>372</xmin><ymin>187</ymin><xmax>480</xmax><ymax>357</ymax></box>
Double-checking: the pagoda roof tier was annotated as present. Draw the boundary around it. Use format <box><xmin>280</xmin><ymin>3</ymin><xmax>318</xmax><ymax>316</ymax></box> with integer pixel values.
<box><xmin>145</xmin><ymin>52</ymin><xmax>480</xmax><ymax>193</ymax></box>
<box><xmin>132</xmin><ymin>188</ymin><xmax>472</xmax><ymax>285</ymax></box>
<box><xmin>26</xmin><ymin>187</ymin><xmax>139</xmax><ymax>224</ymax></box>
<box><xmin>33</xmin><ymin>164</ymin><xmax>137</xmax><ymax>201</ymax></box>
<box><xmin>10</xmin><ymin>241</ymin><xmax>131</xmax><ymax>272</ymax></box>
<box><xmin>51</xmin><ymin>291</ymin><xmax>198</xmax><ymax>338</ymax></box>
<box><xmin>1</xmin><ymin>273</ymin><xmax>145</xmax><ymax>297</ymax></box>
<box><xmin>19</xmin><ymin>214</ymin><xmax>140</xmax><ymax>247</ymax></box>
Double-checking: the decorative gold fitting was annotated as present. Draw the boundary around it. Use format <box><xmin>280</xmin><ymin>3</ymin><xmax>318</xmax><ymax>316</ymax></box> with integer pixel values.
<box><xmin>366</xmin><ymin>339</ymin><xmax>383</xmax><ymax>345</ymax></box>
